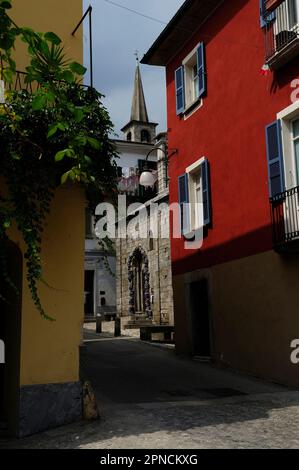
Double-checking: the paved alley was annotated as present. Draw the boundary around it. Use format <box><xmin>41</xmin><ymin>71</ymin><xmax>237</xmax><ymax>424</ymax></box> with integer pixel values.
<box><xmin>1</xmin><ymin>329</ymin><xmax>299</xmax><ymax>449</ymax></box>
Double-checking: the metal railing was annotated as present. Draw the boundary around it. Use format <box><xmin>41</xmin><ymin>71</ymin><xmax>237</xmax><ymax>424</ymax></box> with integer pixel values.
<box><xmin>270</xmin><ymin>185</ymin><xmax>299</xmax><ymax>249</ymax></box>
<box><xmin>5</xmin><ymin>71</ymin><xmax>41</xmax><ymax>93</ymax></box>
<box><xmin>3</xmin><ymin>70</ymin><xmax>90</xmax><ymax>94</ymax></box>
<box><xmin>264</xmin><ymin>0</ymin><xmax>299</xmax><ymax>61</ymax></box>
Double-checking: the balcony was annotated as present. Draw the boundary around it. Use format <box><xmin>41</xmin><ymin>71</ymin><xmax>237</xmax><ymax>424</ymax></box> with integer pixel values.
<box><xmin>264</xmin><ymin>0</ymin><xmax>299</xmax><ymax>70</ymax></box>
<box><xmin>270</xmin><ymin>185</ymin><xmax>299</xmax><ymax>252</ymax></box>
<box><xmin>117</xmin><ymin>167</ymin><xmax>157</xmax><ymax>203</ymax></box>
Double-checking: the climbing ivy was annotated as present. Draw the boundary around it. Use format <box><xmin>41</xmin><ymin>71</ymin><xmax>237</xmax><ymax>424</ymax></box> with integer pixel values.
<box><xmin>0</xmin><ymin>1</ymin><xmax>118</xmax><ymax>319</ymax></box>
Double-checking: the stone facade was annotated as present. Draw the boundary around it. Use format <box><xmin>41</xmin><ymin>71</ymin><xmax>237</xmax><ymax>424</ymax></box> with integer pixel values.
<box><xmin>116</xmin><ymin>137</ymin><xmax>174</xmax><ymax>327</ymax></box>
<box><xmin>116</xmin><ymin>199</ymin><xmax>174</xmax><ymax>326</ymax></box>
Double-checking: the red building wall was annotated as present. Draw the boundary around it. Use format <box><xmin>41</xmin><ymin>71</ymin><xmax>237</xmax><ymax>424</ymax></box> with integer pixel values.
<box><xmin>167</xmin><ymin>0</ymin><xmax>299</xmax><ymax>276</ymax></box>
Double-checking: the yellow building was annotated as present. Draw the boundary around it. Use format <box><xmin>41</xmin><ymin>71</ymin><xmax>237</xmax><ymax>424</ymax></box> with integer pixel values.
<box><xmin>0</xmin><ymin>0</ymin><xmax>86</xmax><ymax>437</ymax></box>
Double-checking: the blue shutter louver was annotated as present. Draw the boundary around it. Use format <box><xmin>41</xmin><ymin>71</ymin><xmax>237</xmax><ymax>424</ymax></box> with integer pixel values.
<box><xmin>201</xmin><ymin>160</ymin><xmax>211</xmax><ymax>226</ymax></box>
<box><xmin>197</xmin><ymin>42</ymin><xmax>206</xmax><ymax>98</ymax></box>
<box><xmin>175</xmin><ymin>66</ymin><xmax>185</xmax><ymax>115</ymax></box>
<box><xmin>178</xmin><ymin>174</ymin><xmax>190</xmax><ymax>234</ymax></box>
<box><xmin>260</xmin><ymin>0</ymin><xmax>276</xmax><ymax>28</ymax></box>
<box><xmin>265</xmin><ymin>120</ymin><xmax>285</xmax><ymax>198</ymax></box>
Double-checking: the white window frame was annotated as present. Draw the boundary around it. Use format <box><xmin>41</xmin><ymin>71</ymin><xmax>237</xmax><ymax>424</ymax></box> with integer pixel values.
<box><xmin>276</xmin><ymin>101</ymin><xmax>299</xmax><ymax>237</ymax></box>
<box><xmin>182</xmin><ymin>44</ymin><xmax>202</xmax><ymax>115</ymax></box>
<box><xmin>277</xmin><ymin>99</ymin><xmax>299</xmax><ymax>190</ymax></box>
<box><xmin>186</xmin><ymin>157</ymin><xmax>205</xmax><ymax>231</ymax></box>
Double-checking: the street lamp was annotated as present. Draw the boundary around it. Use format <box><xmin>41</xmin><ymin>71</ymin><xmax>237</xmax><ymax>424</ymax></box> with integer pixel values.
<box><xmin>139</xmin><ymin>146</ymin><xmax>177</xmax><ymax>188</ymax></box>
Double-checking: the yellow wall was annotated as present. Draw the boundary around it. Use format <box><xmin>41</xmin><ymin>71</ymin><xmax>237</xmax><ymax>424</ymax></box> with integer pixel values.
<box><xmin>11</xmin><ymin>0</ymin><xmax>83</xmax><ymax>70</ymax></box>
<box><xmin>173</xmin><ymin>250</ymin><xmax>299</xmax><ymax>387</ymax></box>
<box><xmin>19</xmin><ymin>187</ymin><xmax>85</xmax><ymax>385</ymax></box>
<box><xmin>4</xmin><ymin>0</ymin><xmax>85</xmax><ymax>387</ymax></box>
<box><xmin>5</xmin><ymin>185</ymin><xmax>86</xmax><ymax>386</ymax></box>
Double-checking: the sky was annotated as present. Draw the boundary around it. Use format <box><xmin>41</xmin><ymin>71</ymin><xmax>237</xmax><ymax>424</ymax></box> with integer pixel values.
<box><xmin>83</xmin><ymin>0</ymin><xmax>185</xmax><ymax>137</ymax></box>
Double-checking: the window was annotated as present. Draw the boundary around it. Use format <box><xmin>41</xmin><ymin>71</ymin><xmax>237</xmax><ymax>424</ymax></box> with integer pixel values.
<box><xmin>189</xmin><ymin>168</ymin><xmax>203</xmax><ymax>230</ymax></box>
<box><xmin>141</xmin><ymin>129</ymin><xmax>150</xmax><ymax>143</ymax></box>
<box><xmin>175</xmin><ymin>42</ymin><xmax>206</xmax><ymax>116</ymax></box>
<box><xmin>267</xmin><ymin>104</ymin><xmax>299</xmax><ymax>248</ymax></box>
<box><xmin>183</xmin><ymin>54</ymin><xmax>200</xmax><ymax>108</ymax></box>
<box><xmin>178</xmin><ymin>158</ymin><xmax>211</xmax><ymax>235</ymax></box>
<box><xmin>269</xmin><ymin>100</ymin><xmax>299</xmax><ymax>194</ymax></box>
<box><xmin>127</xmin><ymin>132</ymin><xmax>132</xmax><ymax>141</ymax></box>
<box><xmin>293</xmin><ymin>118</ymin><xmax>299</xmax><ymax>185</ymax></box>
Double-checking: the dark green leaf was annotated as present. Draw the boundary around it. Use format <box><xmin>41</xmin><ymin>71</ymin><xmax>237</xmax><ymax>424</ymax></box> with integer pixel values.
<box><xmin>69</xmin><ymin>62</ymin><xmax>87</xmax><ymax>76</ymax></box>
<box><xmin>87</xmin><ymin>137</ymin><xmax>100</xmax><ymax>150</ymax></box>
<box><xmin>47</xmin><ymin>125</ymin><xmax>58</xmax><ymax>138</ymax></box>
<box><xmin>32</xmin><ymin>94</ymin><xmax>47</xmax><ymax>110</ymax></box>
<box><xmin>0</xmin><ymin>1</ymin><xmax>12</xmax><ymax>9</ymax></box>
<box><xmin>74</xmin><ymin>107</ymin><xmax>84</xmax><ymax>122</ymax></box>
<box><xmin>62</xmin><ymin>70</ymin><xmax>75</xmax><ymax>83</ymax></box>
<box><xmin>44</xmin><ymin>32</ymin><xmax>61</xmax><ymax>45</ymax></box>
<box><xmin>55</xmin><ymin>150</ymin><xmax>68</xmax><ymax>162</ymax></box>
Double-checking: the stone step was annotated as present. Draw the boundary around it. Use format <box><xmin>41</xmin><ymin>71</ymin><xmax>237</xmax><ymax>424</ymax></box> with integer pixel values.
<box><xmin>124</xmin><ymin>320</ymin><xmax>154</xmax><ymax>330</ymax></box>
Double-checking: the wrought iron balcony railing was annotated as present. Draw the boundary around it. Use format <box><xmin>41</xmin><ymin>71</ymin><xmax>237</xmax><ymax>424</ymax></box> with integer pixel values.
<box><xmin>5</xmin><ymin>70</ymin><xmax>41</xmax><ymax>93</ymax></box>
<box><xmin>3</xmin><ymin>70</ymin><xmax>90</xmax><ymax>95</ymax></box>
<box><xmin>264</xmin><ymin>0</ymin><xmax>299</xmax><ymax>68</ymax></box>
<box><xmin>270</xmin><ymin>185</ymin><xmax>299</xmax><ymax>251</ymax></box>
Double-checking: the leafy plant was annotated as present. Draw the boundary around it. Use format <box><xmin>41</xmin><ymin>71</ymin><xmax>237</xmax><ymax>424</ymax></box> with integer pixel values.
<box><xmin>0</xmin><ymin>1</ymin><xmax>118</xmax><ymax>319</ymax></box>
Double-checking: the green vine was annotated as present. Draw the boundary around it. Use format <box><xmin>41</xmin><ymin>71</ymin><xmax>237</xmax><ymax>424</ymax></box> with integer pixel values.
<box><xmin>0</xmin><ymin>1</ymin><xmax>118</xmax><ymax>319</ymax></box>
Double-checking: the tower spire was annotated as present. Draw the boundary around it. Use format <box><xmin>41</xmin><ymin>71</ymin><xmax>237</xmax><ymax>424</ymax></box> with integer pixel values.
<box><xmin>130</xmin><ymin>58</ymin><xmax>149</xmax><ymax>123</ymax></box>
<box><xmin>121</xmin><ymin>55</ymin><xmax>158</xmax><ymax>143</ymax></box>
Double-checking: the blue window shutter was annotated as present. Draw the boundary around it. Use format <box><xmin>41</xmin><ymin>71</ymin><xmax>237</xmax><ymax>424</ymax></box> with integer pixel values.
<box><xmin>200</xmin><ymin>160</ymin><xmax>211</xmax><ymax>226</ymax></box>
<box><xmin>265</xmin><ymin>120</ymin><xmax>285</xmax><ymax>198</ymax></box>
<box><xmin>175</xmin><ymin>66</ymin><xmax>185</xmax><ymax>115</ymax></box>
<box><xmin>178</xmin><ymin>174</ymin><xmax>190</xmax><ymax>234</ymax></box>
<box><xmin>197</xmin><ymin>42</ymin><xmax>206</xmax><ymax>98</ymax></box>
<box><xmin>260</xmin><ymin>0</ymin><xmax>276</xmax><ymax>28</ymax></box>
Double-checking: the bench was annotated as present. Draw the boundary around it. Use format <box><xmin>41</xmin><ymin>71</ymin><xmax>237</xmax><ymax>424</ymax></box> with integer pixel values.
<box><xmin>97</xmin><ymin>306</ymin><xmax>117</xmax><ymax>322</ymax></box>
<box><xmin>140</xmin><ymin>325</ymin><xmax>174</xmax><ymax>343</ymax></box>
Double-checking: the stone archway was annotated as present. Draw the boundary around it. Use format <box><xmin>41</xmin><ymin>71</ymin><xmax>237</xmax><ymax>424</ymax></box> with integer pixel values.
<box><xmin>128</xmin><ymin>247</ymin><xmax>152</xmax><ymax>318</ymax></box>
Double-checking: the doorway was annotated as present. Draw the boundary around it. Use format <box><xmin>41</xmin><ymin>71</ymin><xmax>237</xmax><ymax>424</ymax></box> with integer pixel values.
<box><xmin>0</xmin><ymin>274</ymin><xmax>6</xmax><ymax>424</ymax></box>
<box><xmin>0</xmin><ymin>240</ymin><xmax>22</xmax><ymax>435</ymax></box>
<box><xmin>84</xmin><ymin>270</ymin><xmax>95</xmax><ymax>317</ymax></box>
<box><xmin>190</xmin><ymin>279</ymin><xmax>211</xmax><ymax>357</ymax></box>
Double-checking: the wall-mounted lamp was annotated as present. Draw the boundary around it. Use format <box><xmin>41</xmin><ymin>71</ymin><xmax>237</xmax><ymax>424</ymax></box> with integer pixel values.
<box><xmin>139</xmin><ymin>147</ymin><xmax>177</xmax><ymax>188</ymax></box>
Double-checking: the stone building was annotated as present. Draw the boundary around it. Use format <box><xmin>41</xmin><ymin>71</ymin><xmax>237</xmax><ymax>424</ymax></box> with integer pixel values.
<box><xmin>115</xmin><ymin>62</ymin><xmax>174</xmax><ymax>329</ymax></box>
<box><xmin>83</xmin><ymin>61</ymin><xmax>158</xmax><ymax>321</ymax></box>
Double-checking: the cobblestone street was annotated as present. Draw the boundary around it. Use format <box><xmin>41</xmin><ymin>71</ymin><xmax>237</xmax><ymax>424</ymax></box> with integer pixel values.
<box><xmin>1</xmin><ymin>325</ymin><xmax>299</xmax><ymax>449</ymax></box>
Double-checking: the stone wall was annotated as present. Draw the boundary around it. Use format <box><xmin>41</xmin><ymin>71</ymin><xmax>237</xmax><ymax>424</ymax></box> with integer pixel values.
<box><xmin>116</xmin><ymin>200</ymin><xmax>174</xmax><ymax>325</ymax></box>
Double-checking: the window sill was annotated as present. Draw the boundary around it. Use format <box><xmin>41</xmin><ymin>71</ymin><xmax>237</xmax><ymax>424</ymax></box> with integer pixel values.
<box><xmin>183</xmin><ymin>98</ymin><xmax>202</xmax><ymax>119</ymax></box>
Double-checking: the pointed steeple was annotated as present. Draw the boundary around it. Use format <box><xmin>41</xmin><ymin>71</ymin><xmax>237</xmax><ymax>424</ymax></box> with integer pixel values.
<box><xmin>121</xmin><ymin>56</ymin><xmax>158</xmax><ymax>144</ymax></box>
<box><xmin>130</xmin><ymin>62</ymin><xmax>149</xmax><ymax>123</ymax></box>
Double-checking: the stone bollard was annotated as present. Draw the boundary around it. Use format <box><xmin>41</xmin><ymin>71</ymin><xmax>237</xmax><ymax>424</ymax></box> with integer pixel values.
<box><xmin>96</xmin><ymin>314</ymin><xmax>102</xmax><ymax>334</ymax></box>
<box><xmin>114</xmin><ymin>316</ymin><xmax>121</xmax><ymax>337</ymax></box>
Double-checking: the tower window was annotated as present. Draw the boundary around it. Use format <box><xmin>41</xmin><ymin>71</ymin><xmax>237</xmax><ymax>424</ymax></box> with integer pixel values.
<box><xmin>141</xmin><ymin>130</ymin><xmax>150</xmax><ymax>143</ymax></box>
<box><xmin>127</xmin><ymin>132</ymin><xmax>132</xmax><ymax>141</ymax></box>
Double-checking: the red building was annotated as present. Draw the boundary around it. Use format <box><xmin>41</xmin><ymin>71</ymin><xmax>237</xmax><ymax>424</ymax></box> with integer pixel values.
<box><xmin>142</xmin><ymin>0</ymin><xmax>299</xmax><ymax>386</ymax></box>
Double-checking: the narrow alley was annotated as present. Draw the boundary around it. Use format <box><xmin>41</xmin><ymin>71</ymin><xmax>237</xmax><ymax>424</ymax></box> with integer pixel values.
<box><xmin>2</xmin><ymin>326</ymin><xmax>299</xmax><ymax>449</ymax></box>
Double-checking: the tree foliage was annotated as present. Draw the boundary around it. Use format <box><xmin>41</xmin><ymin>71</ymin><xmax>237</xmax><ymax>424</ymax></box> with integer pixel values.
<box><xmin>0</xmin><ymin>1</ymin><xmax>118</xmax><ymax>319</ymax></box>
